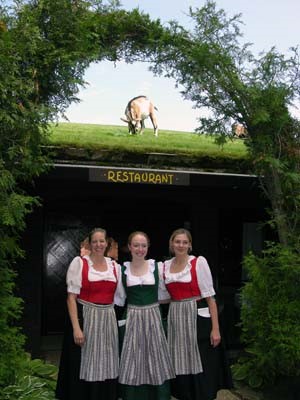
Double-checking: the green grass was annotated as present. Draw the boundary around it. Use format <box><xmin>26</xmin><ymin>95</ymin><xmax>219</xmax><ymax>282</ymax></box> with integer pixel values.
<box><xmin>48</xmin><ymin>122</ymin><xmax>248</xmax><ymax>160</ymax></box>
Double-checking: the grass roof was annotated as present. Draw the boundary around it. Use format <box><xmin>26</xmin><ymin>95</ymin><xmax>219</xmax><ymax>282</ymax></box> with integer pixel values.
<box><xmin>47</xmin><ymin>123</ymin><xmax>251</xmax><ymax>173</ymax></box>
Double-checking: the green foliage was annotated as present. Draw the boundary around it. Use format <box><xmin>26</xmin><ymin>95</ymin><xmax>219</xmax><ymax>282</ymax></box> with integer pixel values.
<box><xmin>0</xmin><ymin>355</ymin><xmax>58</xmax><ymax>400</ymax></box>
<box><xmin>1</xmin><ymin>0</ymin><xmax>299</xmax><ymax>394</ymax></box>
<box><xmin>151</xmin><ymin>0</ymin><xmax>300</xmax><ymax>246</ymax></box>
<box><xmin>232</xmin><ymin>243</ymin><xmax>300</xmax><ymax>388</ymax></box>
<box><xmin>0</xmin><ymin>265</ymin><xmax>25</xmax><ymax>386</ymax></box>
<box><xmin>0</xmin><ymin>0</ymin><xmax>172</xmax><ymax>391</ymax></box>
<box><xmin>0</xmin><ymin>163</ymin><xmax>38</xmax><ymax>387</ymax></box>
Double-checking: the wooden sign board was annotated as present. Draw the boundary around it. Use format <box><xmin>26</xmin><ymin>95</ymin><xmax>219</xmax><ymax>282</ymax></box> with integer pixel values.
<box><xmin>89</xmin><ymin>167</ymin><xmax>190</xmax><ymax>186</ymax></box>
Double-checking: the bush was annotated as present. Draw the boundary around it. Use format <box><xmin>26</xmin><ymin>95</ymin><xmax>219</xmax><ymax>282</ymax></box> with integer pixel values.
<box><xmin>0</xmin><ymin>265</ymin><xmax>26</xmax><ymax>386</ymax></box>
<box><xmin>0</xmin><ymin>354</ymin><xmax>58</xmax><ymax>400</ymax></box>
<box><xmin>232</xmin><ymin>243</ymin><xmax>300</xmax><ymax>389</ymax></box>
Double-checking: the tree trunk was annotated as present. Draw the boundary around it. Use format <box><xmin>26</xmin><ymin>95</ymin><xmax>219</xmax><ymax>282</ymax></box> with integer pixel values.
<box><xmin>264</xmin><ymin>168</ymin><xmax>290</xmax><ymax>246</ymax></box>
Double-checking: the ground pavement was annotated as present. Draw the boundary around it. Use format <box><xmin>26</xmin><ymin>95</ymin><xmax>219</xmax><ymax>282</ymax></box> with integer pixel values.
<box><xmin>170</xmin><ymin>386</ymin><xmax>263</xmax><ymax>400</ymax></box>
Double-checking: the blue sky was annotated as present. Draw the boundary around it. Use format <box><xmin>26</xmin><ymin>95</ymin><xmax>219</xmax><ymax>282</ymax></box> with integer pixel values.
<box><xmin>63</xmin><ymin>0</ymin><xmax>300</xmax><ymax>132</ymax></box>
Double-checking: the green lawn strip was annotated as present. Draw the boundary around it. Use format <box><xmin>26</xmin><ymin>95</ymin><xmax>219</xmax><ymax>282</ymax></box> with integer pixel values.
<box><xmin>48</xmin><ymin>123</ymin><xmax>248</xmax><ymax>161</ymax></box>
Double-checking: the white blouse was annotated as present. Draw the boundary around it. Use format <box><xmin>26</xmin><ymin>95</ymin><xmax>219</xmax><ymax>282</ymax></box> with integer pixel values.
<box><xmin>163</xmin><ymin>255</ymin><xmax>216</xmax><ymax>299</ymax></box>
<box><xmin>113</xmin><ymin>259</ymin><xmax>171</xmax><ymax>307</ymax></box>
<box><xmin>66</xmin><ymin>255</ymin><xmax>125</xmax><ymax>304</ymax></box>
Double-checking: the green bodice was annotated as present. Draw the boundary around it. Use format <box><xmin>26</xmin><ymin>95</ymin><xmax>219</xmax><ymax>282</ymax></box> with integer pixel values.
<box><xmin>121</xmin><ymin>262</ymin><xmax>159</xmax><ymax>306</ymax></box>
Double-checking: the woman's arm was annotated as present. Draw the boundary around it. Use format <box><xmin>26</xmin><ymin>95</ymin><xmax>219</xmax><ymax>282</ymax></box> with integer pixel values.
<box><xmin>206</xmin><ymin>296</ymin><xmax>221</xmax><ymax>347</ymax></box>
<box><xmin>157</xmin><ymin>261</ymin><xmax>171</xmax><ymax>303</ymax></box>
<box><xmin>113</xmin><ymin>262</ymin><xmax>127</xmax><ymax>307</ymax></box>
<box><xmin>67</xmin><ymin>293</ymin><xmax>85</xmax><ymax>346</ymax></box>
<box><xmin>195</xmin><ymin>256</ymin><xmax>221</xmax><ymax>347</ymax></box>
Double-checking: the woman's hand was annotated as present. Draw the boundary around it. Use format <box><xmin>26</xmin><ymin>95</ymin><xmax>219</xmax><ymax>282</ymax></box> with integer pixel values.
<box><xmin>206</xmin><ymin>296</ymin><xmax>221</xmax><ymax>347</ymax></box>
<box><xmin>73</xmin><ymin>327</ymin><xmax>85</xmax><ymax>346</ymax></box>
<box><xmin>210</xmin><ymin>328</ymin><xmax>221</xmax><ymax>347</ymax></box>
<box><xmin>67</xmin><ymin>293</ymin><xmax>85</xmax><ymax>346</ymax></box>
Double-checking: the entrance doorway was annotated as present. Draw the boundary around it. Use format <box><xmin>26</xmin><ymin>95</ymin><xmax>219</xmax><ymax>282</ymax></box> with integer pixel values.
<box><xmin>42</xmin><ymin>196</ymin><xmax>189</xmax><ymax>335</ymax></box>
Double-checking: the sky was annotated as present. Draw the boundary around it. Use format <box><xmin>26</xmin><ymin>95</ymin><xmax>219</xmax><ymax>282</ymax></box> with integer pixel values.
<box><xmin>62</xmin><ymin>0</ymin><xmax>300</xmax><ymax>132</ymax></box>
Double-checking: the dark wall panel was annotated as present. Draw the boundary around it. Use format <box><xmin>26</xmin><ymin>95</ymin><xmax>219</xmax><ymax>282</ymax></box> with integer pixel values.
<box><xmin>19</xmin><ymin>166</ymin><xmax>268</xmax><ymax>351</ymax></box>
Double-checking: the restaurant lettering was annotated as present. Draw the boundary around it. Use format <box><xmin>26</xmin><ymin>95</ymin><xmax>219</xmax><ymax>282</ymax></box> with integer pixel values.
<box><xmin>89</xmin><ymin>167</ymin><xmax>190</xmax><ymax>186</ymax></box>
<box><xmin>107</xmin><ymin>170</ymin><xmax>174</xmax><ymax>184</ymax></box>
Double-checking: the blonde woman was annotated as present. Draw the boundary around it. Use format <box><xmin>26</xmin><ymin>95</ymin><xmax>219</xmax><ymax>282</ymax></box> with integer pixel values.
<box><xmin>163</xmin><ymin>228</ymin><xmax>232</xmax><ymax>400</ymax></box>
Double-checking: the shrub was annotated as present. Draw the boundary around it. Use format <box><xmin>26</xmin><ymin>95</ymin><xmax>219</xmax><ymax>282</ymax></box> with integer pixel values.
<box><xmin>0</xmin><ymin>355</ymin><xmax>57</xmax><ymax>400</ymax></box>
<box><xmin>0</xmin><ymin>265</ymin><xmax>26</xmax><ymax>386</ymax></box>
<box><xmin>232</xmin><ymin>243</ymin><xmax>300</xmax><ymax>388</ymax></box>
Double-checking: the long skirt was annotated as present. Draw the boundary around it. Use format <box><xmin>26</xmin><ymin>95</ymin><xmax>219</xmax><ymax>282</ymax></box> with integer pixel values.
<box><xmin>118</xmin><ymin>303</ymin><xmax>175</xmax><ymax>400</ymax></box>
<box><xmin>168</xmin><ymin>300</ymin><xmax>233</xmax><ymax>400</ymax></box>
<box><xmin>55</xmin><ymin>301</ymin><xmax>118</xmax><ymax>400</ymax></box>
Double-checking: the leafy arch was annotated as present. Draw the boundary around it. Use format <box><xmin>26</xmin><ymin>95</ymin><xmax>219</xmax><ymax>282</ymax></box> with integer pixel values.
<box><xmin>0</xmin><ymin>0</ymin><xmax>169</xmax><ymax>387</ymax></box>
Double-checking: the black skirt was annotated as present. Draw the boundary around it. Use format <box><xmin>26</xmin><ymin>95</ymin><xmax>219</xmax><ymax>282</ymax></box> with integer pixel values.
<box><xmin>171</xmin><ymin>312</ymin><xmax>233</xmax><ymax>400</ymax></box>
<box><xmin>55</xmin><ymin>302</ymin><xmax>118</xmax><ymax>400</ymax></box>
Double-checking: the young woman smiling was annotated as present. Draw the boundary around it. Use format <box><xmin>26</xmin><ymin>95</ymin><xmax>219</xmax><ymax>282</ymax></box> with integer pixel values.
<box><xmin>56</xmin><ymin>228</ymin><xmax>123</xmax><ymax>400</ymax></box>
<box><xmin>116</xmin><ymin>231</ymin><xmax>175</xmax><ymax>400</ymax></box>
<box><xmin>163</xmin><ymin>228</ymin><xmax>232</xmax><ymax>400</ymax></box>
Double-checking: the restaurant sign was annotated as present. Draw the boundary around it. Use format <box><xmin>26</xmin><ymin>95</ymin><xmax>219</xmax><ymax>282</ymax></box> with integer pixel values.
<box><xmin>89</xmin><ymin>167</ymin><xmax>189</xmax><ymax>186</ymax></box>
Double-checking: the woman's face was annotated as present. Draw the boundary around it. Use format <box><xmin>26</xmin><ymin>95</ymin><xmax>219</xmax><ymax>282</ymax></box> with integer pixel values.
<box><xmin>171</xmin><ymin>233</ymin><xmax>190</xmax><ymax>256</ymax></box>
<box><xmin>90</xmin><ymin>231</ymin><xmax>107</xmax><ymax>255</ymax></box>
<box><xmin>128</xmin><ymin>234</ymin><xmax>148</xmax><ymax>260</ymax></box>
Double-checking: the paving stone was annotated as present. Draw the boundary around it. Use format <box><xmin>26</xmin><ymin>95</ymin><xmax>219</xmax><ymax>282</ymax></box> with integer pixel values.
<box><xmin>217</xmin><ymin>389</ymin><xmax>242</xmax><ymax>400</ymax></box>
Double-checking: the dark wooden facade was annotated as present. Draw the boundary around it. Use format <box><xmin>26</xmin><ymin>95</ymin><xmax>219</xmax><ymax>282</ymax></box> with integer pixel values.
<box><xmin>18</xmin><ymin>163</ymin><xmax>269</xmax><ymax>357</ymax></box>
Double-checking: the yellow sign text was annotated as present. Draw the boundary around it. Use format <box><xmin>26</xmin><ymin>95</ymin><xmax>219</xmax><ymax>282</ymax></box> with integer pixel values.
<box><xmin>107</xmin><ymin>170</ymin><xmax>174</xmax><ymax>185</ymax></box>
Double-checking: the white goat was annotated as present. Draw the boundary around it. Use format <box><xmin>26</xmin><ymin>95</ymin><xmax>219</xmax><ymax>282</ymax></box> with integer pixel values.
<box><xmin>120</xmin><ymin>96</ymin><xmax>158</xmax><ymax>137</ymax></box>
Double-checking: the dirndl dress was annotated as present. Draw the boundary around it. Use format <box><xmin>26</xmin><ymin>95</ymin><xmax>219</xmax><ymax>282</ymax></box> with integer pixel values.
<box><xmin>165</xmin><ymin>256</ymin><xmax>233</xmax><ymax>400</ymax></box>
<box><xmin>196</xmin><ymin>299</ymin><xmax>233</xmax><ymax>400</ymax></box>
<box><xmin>55</xmin><ymin>257</ymin><xmax>119</xmax><ymax>400</ymax></box>
<box><xmin>118</xmin><ymin>262</ymin><xmax>175</xmax><ymax>400</ymax></box>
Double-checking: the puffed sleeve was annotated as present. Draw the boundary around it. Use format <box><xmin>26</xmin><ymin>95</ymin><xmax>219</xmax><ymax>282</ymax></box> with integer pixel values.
<box><xmin>66</xmin><ymin>256</ymin><xmax>83</xmax><ymax>294</ymax></box>
<box><xmin>158</xmin><ymin>262</ymin><xmax>171</xmax><ymax>302</ymax></box>
<box><xmin>113</xmin><ymin>262</ymin><xmax>127</xmax><ymax>307</ymax></box>
<box><xmin>196</xmin><ymin>256</ymin><xmax>216</xmax><ymax>298</ymax></box>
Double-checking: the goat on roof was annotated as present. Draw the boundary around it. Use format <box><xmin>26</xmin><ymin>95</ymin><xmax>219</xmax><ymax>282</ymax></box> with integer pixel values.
<box><xmin>120</xmin><ymin>96</ymin><xmax>158</xmax><ymax>137</ymax></box>
<box><xmin>232</xmin><ymin>122</ymin><xmax>248</xmax><ymax>138</ymax></box>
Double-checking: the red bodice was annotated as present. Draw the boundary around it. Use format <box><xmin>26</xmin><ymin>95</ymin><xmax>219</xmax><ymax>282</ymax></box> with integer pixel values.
<box><xmin>165</xmin><ymin>257</ymin><xmax>201</xmax><ymax>300</ymax></box>
<box><xmin>78</xmin><ymin>258</ymin><xmax>117</xmax><ymax>304</ymax></box>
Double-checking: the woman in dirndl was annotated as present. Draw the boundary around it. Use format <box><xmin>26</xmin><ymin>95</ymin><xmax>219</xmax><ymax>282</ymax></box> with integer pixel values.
<box><xmin>163</xmin><ymin>228</ymin><xmax>233</xmax><ymax>400</ymax></box>
<box><xmin>116</xmin><ymin>231</ymin><xmax>175</xmax><ymax>400</ymax></box>
<box><xmin>55</xmin><ymin>227</ymin><xmax>123</xmax><ymax>400</ymax></box>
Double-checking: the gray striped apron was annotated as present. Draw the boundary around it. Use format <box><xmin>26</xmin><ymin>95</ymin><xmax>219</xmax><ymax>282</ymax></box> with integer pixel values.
<box><xmin>168</xmin><ymin>297</ymin><xmax>203</xmax><ymax>375</ymax></box>
<box><xmin>78</xmin><ymin>299</ymin><xmax>119</xmax><ymax>381</ymax></box>
<box><xmin>119</xmin><ymin>302</ymin><xmax>175</xmax><ymax>385</ymax></box>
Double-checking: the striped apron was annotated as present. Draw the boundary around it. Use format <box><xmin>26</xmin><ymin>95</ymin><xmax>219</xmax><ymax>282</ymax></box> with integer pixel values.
<box><xmin>168</xmin><ymin>297</ymin><xmax>203</xmax><ymax>375</ymax></box>
<box><xmin>119</xmin><ymin>302</ymin><xmax>175</xmax><ymax>385</ymax></box>
<box><xmin>78</xmin><ymin>299</ymin><xmax>119</xmax><ymax>382</ymax></box>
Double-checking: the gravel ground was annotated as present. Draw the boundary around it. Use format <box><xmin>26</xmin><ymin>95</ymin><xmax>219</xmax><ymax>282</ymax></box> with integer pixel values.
<box><xmin>171</xmin><ymin>387</ymin><xmax>262</xmax><ymax>400</ymax></box>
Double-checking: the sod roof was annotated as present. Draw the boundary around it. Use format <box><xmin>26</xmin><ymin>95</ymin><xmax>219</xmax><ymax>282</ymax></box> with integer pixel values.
<box><xmin>48</xmin><ymin>123</ymin><xmax>251</xmax><ymax>174</ymax></box>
